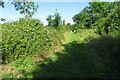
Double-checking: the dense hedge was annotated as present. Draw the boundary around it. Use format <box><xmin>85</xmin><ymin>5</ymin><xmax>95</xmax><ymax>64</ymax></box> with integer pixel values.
<box><xmin>90</xmin><ymin>34</ymin><xmax>120</xmax><ymax>76</ymax></box>
<box><xmin>1</xmin><ymin>19</ymin><xmax>63</xmax><ymax>64</ymax></box>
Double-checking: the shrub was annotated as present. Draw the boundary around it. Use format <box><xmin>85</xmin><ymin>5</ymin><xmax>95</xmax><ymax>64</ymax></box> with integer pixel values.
<box><xmin>1</xmin><ymin>18</ymin><xmax>63</xmax><ymax>64</ymax></box>
<box><xmin>90</xmin><ymin>34</ymin><xmax>120</xmax><ymax>76</ymax></box>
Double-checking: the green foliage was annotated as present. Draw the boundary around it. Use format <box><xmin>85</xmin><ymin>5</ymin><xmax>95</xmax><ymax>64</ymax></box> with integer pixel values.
<box><xmin>2</xmin><ymin>27</ymin><xmax>120</xmax><ymax>78</ymax></box>
<box><xmin>68</xmin><ymin>24</ymin><xmax>84</xmax><ymax>32</ymax></box>
<box><xmin>0</xmin><ymin>18</ymin><xmax>6</xmax><ymax>22</ymax></box>
<box><xmin>53</xmin><ymin>9</ymin><xmax>61</xmax><ymax>27</ymax></box>
<box><xmin>46</xmin><ymin>15</ymin><xmax>54</xmax><ymax>26</ymax></box>
<box><xmin>46</xmin><ymin>9</ymin><xmax>62</xmax><ymax>27</ymax></box>
<box><xmin>91</xmin><ymin>4</ymin><xmax>120</xmax><ymax>35</ymax></box>
<box><xmin>72</xmin><ymin>2</ymin><xmax>120</xmax><ymax>35</ymax></box>
<box><xmin>0</xmin><ymin>0</ymin><xmax>4</xmax><ymax>8</ymax></box>
<box><xmin>73</xmin><ymin>12</ymin><xmax>92</xmax><ymax>28</ymax></box>
<box><xmin>1</xmin><ymin>1</ymin><xmax>120</xmax><ymax>78</ymax></box>
<box><xmin>90</xmin><ymin>34</ymin><xmax>120</xmax><ymax>76</ymax></box>
<box><xmin>0</xmin><ymin>0</ymin><xmax>5</xmax><ymax>23</ymax></box>
<box><xmin>73</xmin><ymin>2</ymin><xmax>114</xmax><ymax>28</ymax></box>
<box><xmin>11</xmin><ymin>1</ymin><xmax>38</xmax><ymax>18</ymax></box>
<box><xmin>1</xmin><ymin>18</ymin><xmax>63</xmax><ymax>64</ymax></box>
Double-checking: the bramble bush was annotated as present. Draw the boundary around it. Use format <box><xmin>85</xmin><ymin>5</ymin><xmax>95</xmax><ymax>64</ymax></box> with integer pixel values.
<box><xmin>1</xmin><ymin>18</ymin><xmax>64</xmax><ymax>64</ymax></box>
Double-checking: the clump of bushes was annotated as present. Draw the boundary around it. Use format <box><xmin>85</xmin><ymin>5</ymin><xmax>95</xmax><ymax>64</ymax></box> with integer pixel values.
<box><xmin>90</xmin><ymin>34</ymin><xmax>120</xmax><ymax>77</ymax></box>
<box><xmin>1</xmin><ymin>18</ymin><xmax>63</xmax><ymax>64</ymax></box>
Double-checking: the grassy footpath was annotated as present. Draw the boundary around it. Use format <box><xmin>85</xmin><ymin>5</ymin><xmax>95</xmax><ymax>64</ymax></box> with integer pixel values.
<box><xmin>28</xmin><ymin>29</ymin><xmax>103</xmax><ymax>78</ymax></box>
<box><xmin>1</xmin><ymin>29</ymin><xmax>99</xmax><ymax>78</ymax></box>
<box><xmin>2</xmin><ymin>29</ymin><xmax>118</xmax><ymax>78</ymax></box>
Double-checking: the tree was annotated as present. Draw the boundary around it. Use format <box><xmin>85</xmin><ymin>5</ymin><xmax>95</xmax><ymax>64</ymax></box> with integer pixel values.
<box><xmin>72</xmin><ymin>2</ymin><xmax>119</xmax><ymax>34</ymax></box>
<box><xmin>46</xmin><ymin>14</ymin><xmax>53</xmax><ymax>26</ymax></box>
<box><xmin>90</xmin><ymin>2</ymin><xmax>120</xmax><ymax>35</ymax></box>
<box><xmin>103</xmin><ymin>4</ymin><xmax>120</xmax><ymax>34</ymax></box>
<box><xmin>46</xmin><ymin>9</ymin><xmax>61</xmax><ymax>27</ymax></box>
<box><xmin>0</xmin><ymin>0</ymin><xmax>4</xmax><ymax>8</ymax></box>
<box><xmin>11</xmin><ymin>0</ymin><xmax>38</xmax><ymax>18</ymax></box>
<box><xmin>73</xmin><ymin>12</ymin><xmax>92</xmax><ymax>28</ymax></box>
<box><xmin>0</xmin><ymin>18</ymin><xmax>6</xmax><ymax>22</ymax></box>
<box><xmin>53</xmin><ymin>9</ymin><xmax>61</xmax><ymax>27</ymax></box>
<box><xmin>0</xmin><ymin>0</ymin><xmax>5</xmax><ymax>22</ymax></box>
<box><xmin>73</xmin><ymin>2</ymin><xmax>115</xmax><ymax>26</ymax></box>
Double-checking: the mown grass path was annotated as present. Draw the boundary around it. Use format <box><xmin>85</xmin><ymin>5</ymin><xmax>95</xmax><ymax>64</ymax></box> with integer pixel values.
<box><xmin>2</xmin><ymin>30</ymin><xmax>105</xmax><ymax>78</ymax></box>
<box><xmin>2</xmin><ymin>30</ymin><xmax>119</xmax><ymax>78</ymax></box>
<box><xmin>28</xmin><ymin>31</ymin><xmax>102</xmax><ymax>78</ymax></box>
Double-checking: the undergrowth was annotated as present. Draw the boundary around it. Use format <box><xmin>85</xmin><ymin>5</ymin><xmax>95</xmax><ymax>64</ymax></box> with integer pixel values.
<box><xmin>1</xmin><ymin>18</ymin><xmax>65</xmax><ymax>64</ymax></box>
<box><xmin>1</xmin><ymin>21</ymin><xmax>120</xmax><ymax>78</ymax></box>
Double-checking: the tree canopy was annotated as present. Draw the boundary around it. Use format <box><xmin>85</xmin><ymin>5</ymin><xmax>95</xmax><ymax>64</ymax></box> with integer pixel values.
<box><xmin>0</xmin><ymin>0</ymin><xmax>4</xmax><ymax>8</ymax></box>
<box><xmin>72</xmin><ymin>2</ymin><xmax>120</xmax><ymax>35</ymax></box>
<box><xmin>11</xmin><ymin>1</ymin><xmax>38</xmax><ymax>18</ymax></box>
<box><xmin>46</xmin><ymin>9</ymin><xmax>61</xmax><ymax>27</ymax></box>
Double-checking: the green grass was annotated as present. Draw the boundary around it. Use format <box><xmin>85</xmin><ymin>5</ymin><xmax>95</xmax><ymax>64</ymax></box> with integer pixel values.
<box><xmin>27</xmin><ymin>29</ymin><xmax>103</xmax><ymax>78</ymax></box>
<box><xmin>1</xmin><ymin>29</ymin><xmax>120</xmax><ymax>78</ymax></box>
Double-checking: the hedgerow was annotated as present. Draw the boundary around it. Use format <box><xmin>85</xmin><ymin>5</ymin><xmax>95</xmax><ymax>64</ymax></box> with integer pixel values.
<box><xmin>1</xmin><ymin>18</ymin><xmax>63</xmax><ymax>64</ymax></box>
<box><xmin>89</xmin><ymin>34</ymin><xmax>120</xmax><ymax>76</ymax></box>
